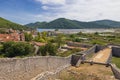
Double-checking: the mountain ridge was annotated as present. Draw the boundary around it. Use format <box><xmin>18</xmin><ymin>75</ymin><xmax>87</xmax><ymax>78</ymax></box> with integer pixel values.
<box><xmin>25</xmin><ymin>18</ymin><xmax>120</xmax><ymax>29</ymax></box>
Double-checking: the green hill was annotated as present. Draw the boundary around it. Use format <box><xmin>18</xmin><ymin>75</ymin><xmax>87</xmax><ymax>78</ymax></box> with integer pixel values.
<box><xmin>92</xmin><ymin>20</ymin><xmax>120</xmax><ymax>27</ymax></box>
<box><xmin>25</xmin><ymin>18</ymin><xmax>120</xmax><ymax>29</ymax></box>
<box><xmin>0</xmin><ymin>17</ymin><xmax>29</xmax><ymax>30</ymax></box>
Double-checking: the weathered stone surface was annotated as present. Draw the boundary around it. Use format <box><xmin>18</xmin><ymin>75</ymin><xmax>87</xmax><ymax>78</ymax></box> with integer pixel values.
<box><xmin>0</xmin><ymin>56</ymin><xmax>71</xmax><ymax>80</ymax></box>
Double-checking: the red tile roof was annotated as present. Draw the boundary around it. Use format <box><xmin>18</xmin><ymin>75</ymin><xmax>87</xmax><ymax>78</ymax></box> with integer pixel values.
<box><xmin>0</xmin><ymin>33</ymin><xmax>23</xmax><ymax>42</ymax></box>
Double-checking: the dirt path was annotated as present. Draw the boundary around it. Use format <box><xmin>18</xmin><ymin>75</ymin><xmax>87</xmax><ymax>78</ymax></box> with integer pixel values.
<box><xmin>91</xmin><ymin>48</ymin><xmax>112</xmax><ymax>63</ymax></box>
<box><xmin>58</xmin><ymin>63</ymin><xmax>116</xmax><ymax>80</ymax></box>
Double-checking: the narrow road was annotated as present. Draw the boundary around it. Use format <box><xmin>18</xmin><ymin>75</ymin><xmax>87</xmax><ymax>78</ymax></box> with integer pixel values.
<box><xmin>91</xmin><ymin>48</ymin><xmax>112</xmax><ymax>63</ymax></box>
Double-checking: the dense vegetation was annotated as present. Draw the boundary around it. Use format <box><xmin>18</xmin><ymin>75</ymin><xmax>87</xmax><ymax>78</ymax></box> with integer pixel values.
<box><xmin>93</xmin><ymin>20</ymin><xmax>120</xmax><ymax>27</ymax></box>
<box><xmin>0</xmin><ymin>29</ymin><xmax>120</xmax><ymax>58</ymax></box>
<box><xmin>26</xmin><ymin>18</ymin><xmax>120</xmax><ymax>29</ymax></box>
<box><xmin>69</xmin><ymin>32</ymin><xmax>120</xmax><ymax>45</ymax></box>
<box><xmin>24</xmin><ymin>32</ymin><xmax>33</xmax><ymax>42</ymax></box>
<box><xmin>0</xmin><ymin>17</ymin><xmax>29</xmax><ymax>30</ymax></box>
<box><xmin>0</xmin><ymin>42</ymin><xmax>34</xmax><ymax>57</ymax></box>
<box><xmin>38</xmin><ymin>43</ymin><xmax>57</xmax><ymax>56</ymax></box>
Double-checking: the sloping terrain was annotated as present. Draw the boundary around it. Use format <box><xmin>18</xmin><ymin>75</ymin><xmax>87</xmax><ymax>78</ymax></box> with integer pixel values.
<box><xmin>0</xmin><ymin>17</ymin><xmax>29</xmax><ymax>30</ymax></box>
<box><xmin>26</xmin><ymin>18</ymin><xmax>120</xmax><ymax>29</ymax></box>
<box><xmin>93</xmin><ymin>20</ymin><xmax>120</xmax><ymax>27</ymax></box>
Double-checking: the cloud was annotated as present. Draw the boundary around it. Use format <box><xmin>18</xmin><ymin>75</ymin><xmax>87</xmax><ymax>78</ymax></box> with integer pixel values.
<box><xmin>41</xmin><ymin>6</ymin><xmax>49</xmax><ymax>10</ymax></box>
<box><xmin>34</xmin><ymin>0</ymin><xmax>120</xmax><ymax>22</ymax></box>
<box><xmin>35</xmin><ymin>0</ymin><xmax>66</xmax><ymax>5</ymax></box>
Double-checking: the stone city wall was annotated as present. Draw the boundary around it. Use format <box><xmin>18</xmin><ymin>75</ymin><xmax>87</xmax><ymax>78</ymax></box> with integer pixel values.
<box><xmin>0</xmin><ymin>56</ymin><xmax>71</xmax><ymax>80</ymax></box>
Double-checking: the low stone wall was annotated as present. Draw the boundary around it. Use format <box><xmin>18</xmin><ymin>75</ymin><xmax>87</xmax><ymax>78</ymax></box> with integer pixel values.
<box><xmin>106</xmin><ymin>51</ymin><xmax>112</xmax><ymax>64</ymax></box>
<box><xmin>71</xmin><ymin>45</ymin><xmax>98</xmax><ymax>66</ymax></box>
<box><xmin>112</xmin><ymin>46</ymin><xmax>120</xmax><ymax>57</ymax></box>
<box><xmin>33</xmin><ymin>46</ymin><xmax>97</xmax><ymax>80</ymax></box>
<box><xmin>0</xmin><ymin>56</ymin><xmax>71</xmax><ymax>80</ymax></box>
<box><xmin>110</xmin><ymin>64</ymin><xmax>120</xmax><ymax>79</ymax></box>
<box><xmin>95</xmin><ymin>45</ymin><xmax>106</xmax><ymax>53</ymax></box>
<box><xmin>32</xmin><ymin>64</ymin><xmax>70</xmax><ymax>80</ymax></box>
<box><xmin>66</xmin><ymin>42</ymin><xmax>92</xmax><ymax>48</ymax></box>
<box><xmin>71</xmin><ymin>55</ymin><xmax>83</xmax><ymax>66</ymax></box>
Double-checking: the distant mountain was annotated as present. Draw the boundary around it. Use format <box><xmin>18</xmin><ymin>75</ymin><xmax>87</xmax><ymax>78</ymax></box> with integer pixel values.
<box><xmin>92</xmin><ymin>20</ymin><xmax>120</xmax><ymax>27</ymax></box>
<box><xmin>0</xmin><ymin>17</ymin><xmax>29</xmax><ymax>30</ymax></box>
<box><xmin>25</xmin><ymin>18</ymin><xmax>120</xmax><ymax>29</ymax></box>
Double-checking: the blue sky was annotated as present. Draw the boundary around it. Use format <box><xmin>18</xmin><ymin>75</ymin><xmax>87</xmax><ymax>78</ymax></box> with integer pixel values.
<box><xmin>0</xmin><ymin>0</ymin><xmax>120</xmax><ymax>24</ymax></box>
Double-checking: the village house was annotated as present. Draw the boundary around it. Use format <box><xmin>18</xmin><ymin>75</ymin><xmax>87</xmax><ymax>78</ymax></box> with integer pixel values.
<box><xmin>0</xmin><ymin>29</ymin><xmax>25</xmax><ymax>42</ymax></box>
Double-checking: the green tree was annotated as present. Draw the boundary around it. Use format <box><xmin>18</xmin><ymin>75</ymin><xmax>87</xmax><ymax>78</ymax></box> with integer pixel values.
<box><xmin>2</xmin><ymin>42</ymin><xmax>34</xmax><ymax>57</ymax></box>
<box><xmin>41</xmin><ymin>31</ymin><xmax>47</xmax><ymax>42</ymax></box>
<box><xmin>94</xmin><ymin>32</ymin><xmax>99</xmax><ymax>35</ymax></box>
<box><xmin>73</xmin><ymin>38</ymin><xmax>82</xmax><ymax>42</ymax></box>
<box><xmin>39</xmin><ymin>46</ymin><xmax>47</xmax><ymax>56</ymax></box>
<box><xmin>55</xmin><ymin>29</ymin><xmax>59</xmax><ymax>31</ymax></box>
<box><xmin>77</xmin><ymin>32</ymin><xmax>83</xmax><ymax>35</ymax></box>
<box><xmin>24</xmin><ymin>32</ymin><xmax>33</xmax><ymax>41</ymax></box>
<box><xmin>39</xmin><ymin>43</ymin><xmax>57</xmax><ymax>56</ymax></box>
<box><xmin>55</xmin><ymin>34</ymin><xmax>64</xmax><ymax>48</ymax></box>
<box><xmin>34</xmin><ymin>32</ymin><xmax>47</xmax><ymax>42</ymax></box>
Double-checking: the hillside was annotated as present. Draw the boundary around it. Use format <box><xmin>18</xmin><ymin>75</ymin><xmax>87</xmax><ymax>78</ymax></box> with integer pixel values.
<box><xmin>92</xmin><ymin>20</ymin><xmax>120</xmax><ymax>27</ymax></box>
<box><xmin>0</xmin><ymin>17</ymin><xmax>29</xmax><ymax>30</ymax></box>
<box><xmin>25</xmin><ymin>18</ymin><xmax>120</xmax><ymax>29</ymax></box>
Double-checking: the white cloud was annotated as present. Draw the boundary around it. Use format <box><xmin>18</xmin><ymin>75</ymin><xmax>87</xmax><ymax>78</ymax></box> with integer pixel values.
<box><xmin>35</xmin><ymin>0</ymin><xmax>66</xmax><ymax>5</ymax></box>
<box><xmin>41</xmin><ymin>6</ymin><xmax>49</xmax><ymax>10</ymax></box>
<box><xmin>35</xmin><ymin>0</ymin><xmax>120</xmax><ymax>22</ymax></box>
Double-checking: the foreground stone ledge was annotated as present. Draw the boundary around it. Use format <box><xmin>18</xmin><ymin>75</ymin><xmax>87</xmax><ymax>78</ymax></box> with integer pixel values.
<box><xmin>0</xmin><ymin>56</ymin><xmax>71</xmax><ymax>80</ymax></box>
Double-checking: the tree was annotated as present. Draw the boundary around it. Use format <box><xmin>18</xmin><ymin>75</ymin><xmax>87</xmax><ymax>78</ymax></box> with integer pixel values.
<box><xmin>69</xmin><ymin>34</ymin><xmax>76</xmax><ymax>38</ymax></box>
<box><xmin>24</xmin><ymin>32</ymin><xmax>33</xmax><ymax>41</ymax></box>
<box><xmin>2</xmin><ymin>42</ymin><xmax>34</xmax><ymax>57</ymax></box>
<box><xmin>39</xmin><ymin>46</ymin><xmax>47</xmax><ymax>56</ymax></box>
<box><xmin>73</xmin><ymin>38</ymin><xmax>82</xmax><ymax>42</ymax></box>
<box><xmin>77</xmin><ymin>32</ymin><xmax>83</xmax><ymax>35</ymax></box>
<box><xmin>41</xmin><ymin>31</ymin><xmax>47</xmax><ymax>42</ymax></box>
<box><xmin>94</xmin><ymin>32</ymin><xmax>99</xmax><ymax>35</ymax></box>
<box><xmin>55</xmin><ymin>29</ymin><xmax>59</xmax><ymax>31</ymax></box>
<box><xmin>55</xmin><ymin>34</ymin><xmax>64</xmax><ymax>48</ymax></box>
<box><xmin>34</xmin><ymin>32</ymin><xmax>47</xmax><ymax>43</ymax></box>
<box><xmin>39</xmin><ymin>43</ymin><xmax>57</xmax><ymax>56</ymax></box>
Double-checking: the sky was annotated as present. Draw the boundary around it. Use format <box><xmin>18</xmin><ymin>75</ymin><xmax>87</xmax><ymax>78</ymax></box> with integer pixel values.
<box><xmin>0</xmin><ymin>0</ymin><xmax>120</xmax><ymax>24</ymax></box>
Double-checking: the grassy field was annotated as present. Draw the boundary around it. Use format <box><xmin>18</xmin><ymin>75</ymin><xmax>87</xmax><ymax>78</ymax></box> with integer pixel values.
<box><xmin>112</xmin><ymin>57</ymin><xmax>120</xmax><ymax>68</ymax></box>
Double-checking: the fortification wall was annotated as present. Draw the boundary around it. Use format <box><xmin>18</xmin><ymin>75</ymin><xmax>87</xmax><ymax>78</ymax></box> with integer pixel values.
<box><xmin>110</xmin><ymin>64</ymin><xmax>120</xmax><ymax>79</ymax></box>
<box><xmin>0</xmin><ymin>56</ymin><xmax>71</xmax><ymax>80</ymax></box>
<box><xmin>71</xmin><ymin>45</ymin><xmax>98</xmax><ymax>66</ymax></box>
<box><xmin>112</xmin><ymin>46</ymin><xmax>120</xmax><ymax>57</ymax></box>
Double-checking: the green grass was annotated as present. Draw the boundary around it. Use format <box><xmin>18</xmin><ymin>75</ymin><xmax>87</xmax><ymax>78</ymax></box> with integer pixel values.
<box><xmin>57</xmin><ymin>49</ymin><xmax>82</xmax><ymax>57</ymax></box>
<box><xmin>112</xmin><ymin>57</ymin><xmax>120</xmax><ymax>68</ymax></box>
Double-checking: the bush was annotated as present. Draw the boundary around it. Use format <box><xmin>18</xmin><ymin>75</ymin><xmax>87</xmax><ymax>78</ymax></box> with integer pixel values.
<box><xmin>24</xmin><ymin>32</ymin><xmax>33</xmax><ymax>41</ymax></box>
<box><xmin>2</xmin><ymin>41</ymin><xmax>34</xmax><ymax>57</ymax></box>
<box><xmin>73</xmin><ymin>38</ymin><xmax>82</xmax><ymax>42</ymax></box>
<box><xmin>39</xmin><ymin>43</ymin><xmax>57</xmax><ymax>56</ymax></box>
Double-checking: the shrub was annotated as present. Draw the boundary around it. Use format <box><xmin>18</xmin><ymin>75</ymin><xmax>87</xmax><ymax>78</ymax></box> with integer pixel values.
<box><xmin>2</xmin><ymin>41</ymin><xmax>34</xmax><ymax>57</ymax></box>
<box><xmin>39</xmin><ymin>43</ymin><xmax>57</xmax><ymax>56</ymax></box>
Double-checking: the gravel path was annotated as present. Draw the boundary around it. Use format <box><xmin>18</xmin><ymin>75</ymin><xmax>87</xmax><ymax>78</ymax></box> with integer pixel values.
<box><xmin>91</xmin><ymin>48</ymin><xmax>112</xmax><ymax>63</ymax></box>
